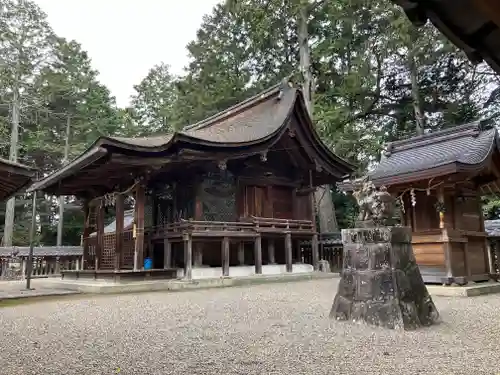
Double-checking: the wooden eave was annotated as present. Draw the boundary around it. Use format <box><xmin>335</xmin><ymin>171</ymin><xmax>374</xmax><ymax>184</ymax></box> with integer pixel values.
<box><xmin>290</xmin><ymin>91</ymin><xmax>355</xmax><ymax>181</ymax></box>
<box><xmin>27</xmin><ymin>147</ymin><xmax>108</xmax><ymax>193</ymax></box>
<box><xmin>393</xmin><ymin>0</ymin><xmax>500</xmax><ymax>74</ymax></box>
<box><xmin>0</xmin><ymin>158</ymin><xmax>37</xmax><ymax>201</ymax></box>
<box><xmin>27</xmin><ymin>81</ymin><xmax>354</xmax><ymax>196</ymax></box>
<box><xmin>371</xmin><ymin>162</ymin><xmax>479</xmax><ymax>188</ymax></box>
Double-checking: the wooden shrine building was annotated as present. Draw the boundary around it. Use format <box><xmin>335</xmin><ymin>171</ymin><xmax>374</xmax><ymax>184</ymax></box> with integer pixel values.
<box><xmin>0</xmin><ymin>158</ymin><xmax>36</xmax><ymax>202</ymax></box>
<box><xmin>27</xmin><ymin>81</ymin><xmax>354</xmax><ymax>281</ymax></box>
<box><xmin>393</xmin><ymin>0</ymin><xmax>500</xmax><ymax>74</ymax></box>
<box><xmin>368</xmin><ymin>122</ymin><xmax>500</xmax><ymax>285</ymax></box>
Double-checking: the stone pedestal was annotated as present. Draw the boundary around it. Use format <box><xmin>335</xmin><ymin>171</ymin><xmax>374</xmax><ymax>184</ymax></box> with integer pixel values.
<box><xmin>330</xmin><ymin>226</ymin><xmax>439</xmax><ymax>330</ymax></box>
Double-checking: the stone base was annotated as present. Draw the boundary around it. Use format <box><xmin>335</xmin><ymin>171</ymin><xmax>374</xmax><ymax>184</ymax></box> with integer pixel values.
<box><xmin>61</xmin><ymin>269</ymin><xmax>178</xmax><ymax>282</ymax></box>
<box><xmin>354</xmin><ymin>219</ymin><xmax>397</xmax><ymax>228</ymax></box>
<box><xmin>330</xmin><ymin>226</ymin><xmax>439</xmax><ymax>330</ymax></box>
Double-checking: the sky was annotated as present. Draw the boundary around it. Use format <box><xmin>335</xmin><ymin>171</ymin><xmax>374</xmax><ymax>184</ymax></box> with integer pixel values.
<box><xmin>34</xmin><ymin>0</ymin><xmax>221</xmax><ymax>107</ymax></box>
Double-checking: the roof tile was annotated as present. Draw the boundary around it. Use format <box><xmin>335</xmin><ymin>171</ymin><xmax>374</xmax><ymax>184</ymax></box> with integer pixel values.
<box><xmin>370</xmin><ymin>122</ymin><xmax>498</xmax><ymax>182</ymax></box>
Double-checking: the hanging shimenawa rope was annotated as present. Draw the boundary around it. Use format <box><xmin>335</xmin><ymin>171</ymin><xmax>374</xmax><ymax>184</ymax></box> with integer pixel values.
<box><xmin>395</xmin><ymin>179</ymin><xmax>445</xmax><ymax>214</ymax></box>
<box><xmin>85</xmin><ymin>179</ymin><xmax>142</xmax><ymax>227</ymax></box>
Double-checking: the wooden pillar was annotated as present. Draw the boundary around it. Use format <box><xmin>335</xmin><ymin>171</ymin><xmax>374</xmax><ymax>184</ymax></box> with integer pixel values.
<box><xmin>285</xmin><ymin>233</ymin><xmax>293</xmax><ymax>272</ymax></box>
<box><xmin>265</xmin><ymin>185</ymin><xmax>273</xmax><ymax>217</ymax></box>
<box><xmin>96</xmin><ymin>203</ymin><xmax>105</xmax><ymax>271</ymax></box>
<box><xmin>82</xmin><ymin>201</ymin><xmax>91</xmax><ymax>270</ymax></box>
<box><xmin>238</xmin><ymin>242</ymin><xmax>245</xmax><ymax>265</ymax></box>
<box><xmin>222</xmin><ymin>237</ymin><xmax>230</xmax><ymax>277</ymax></box>
<box><xmin>183</xmin><ymin>233</ymin><xmax>193</xmax><ymax>279</ymax></box>
<box><xmin>114</xmin><ymin>194</ymin><xmax>124</xmax><ymax>271</ymax></box>
<box><xmin>254</xmin><ymin>235</ymin><xmax>262</xmax><ymax>274</ymax></box>
<box><xmin>312</xmin><ymin>234</ymin><xmax>319</xmax><ymax>271</ymax></box>
<box><xmin>267</xmin><ymin>239</ymin><xmax>276</xmax><ymax>264</ymax></box>
<box><xmin>292</xmin><ymin>188</ymin><xmax>297</xmax><ymax>219</ymax></box>
<box><xmin>163</xmin><ymin>239</ymin><xmax>171</xmax><ymax>269</ymax></box>
<box><xmin>443</xmin><ymin>231</ymin><xmax>453</xmax><ymax>285</ymax></box>
<box><xmin>477</xmin><ymin>193</ymin><xmax>493</xmax><ymax>276</ymax></box>
<box><xmin>134</xmin><ymin>184</ymin><xmax>146</xmax><ymax>271</ymax></box>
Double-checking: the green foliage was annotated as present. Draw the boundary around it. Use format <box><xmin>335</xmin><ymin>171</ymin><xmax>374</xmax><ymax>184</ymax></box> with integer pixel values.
<box><xmin>2</xmin><ymin>0</ymin><xmax>500</xmax><ymax>240</ymax></box>
<box><xmin>131</xmin><ymin>63</ymin><xmax>183</xmax><ymax>133</ymax></box>
<box><xmin>331</xmin><ymin>187</ymin><xmax>358</xmax><ymax>229</ymax></box>
<box><xmin>0</xmin><ymin>0</ymin><xmax>125</xmax><ymax>245</ymax></box>
<box><xmin>482</xmin><ymin>196</ymin><xmax>500</xmax><ymax>220</ymax></box>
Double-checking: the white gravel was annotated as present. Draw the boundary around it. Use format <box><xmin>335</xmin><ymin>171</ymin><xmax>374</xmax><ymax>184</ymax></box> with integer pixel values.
<box><xmin>0</xmin><ymin>278</ymin><xmax>499</xmax><ymax>375</ymax></box>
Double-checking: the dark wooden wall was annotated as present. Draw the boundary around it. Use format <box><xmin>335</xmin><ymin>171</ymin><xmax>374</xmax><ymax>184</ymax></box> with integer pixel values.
<box><xmin>238</xmin><ymin>184</ymin><xmax>311</xmax><ymax>221</ymax></box>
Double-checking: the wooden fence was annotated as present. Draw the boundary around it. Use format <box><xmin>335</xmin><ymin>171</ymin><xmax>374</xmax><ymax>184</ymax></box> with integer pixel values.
<box><xmin>302</xmin><ymin>232</ymin><xmax>343</xmax><ymax>272</ymax></box>
<box><xmin>0</xmin><ymin>246</ymin><xmax>83</xmax><ymax>281</ymax></box>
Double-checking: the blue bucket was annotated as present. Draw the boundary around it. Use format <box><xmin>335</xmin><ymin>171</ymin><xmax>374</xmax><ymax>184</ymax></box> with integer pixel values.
<box><xmin>144</xmin><ymin>257</ymin><xmax>153</xmax><ymax>270</ymax></box>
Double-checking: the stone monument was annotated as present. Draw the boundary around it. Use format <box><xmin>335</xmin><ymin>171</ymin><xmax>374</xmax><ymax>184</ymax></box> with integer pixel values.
<box><xmin>330</xmin><ymin>177</ymin><xmax>439</xmax><ymax>330</ymax></box>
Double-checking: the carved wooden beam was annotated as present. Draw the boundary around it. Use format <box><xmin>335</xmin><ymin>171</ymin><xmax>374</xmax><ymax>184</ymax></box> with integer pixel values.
<box><xmin>296</xmin><ymin>187</ymin><xmax>315</xmax><ymax>195</ymax></box>
<box><xmin>110</xmin><ymin>155</ymin><xmax>169</xmax><ymax>166</ymax></box>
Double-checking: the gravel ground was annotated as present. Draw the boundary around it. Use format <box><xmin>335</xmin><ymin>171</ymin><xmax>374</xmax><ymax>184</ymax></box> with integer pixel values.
<box><xmin>0</xmin><ymin>278</ymin><xmax>499</xmax><ymax>375</ymax></box>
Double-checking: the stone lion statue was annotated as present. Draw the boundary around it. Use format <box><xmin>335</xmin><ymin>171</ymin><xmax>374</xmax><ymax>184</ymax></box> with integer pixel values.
<box><xmin>352</xmin><ymin>176</ymin><xmax>395</xmax><ymax>221</ymax></box>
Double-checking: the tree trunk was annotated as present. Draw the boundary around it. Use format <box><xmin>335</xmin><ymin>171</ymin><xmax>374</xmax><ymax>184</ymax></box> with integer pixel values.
<box><xmin>408</xmin><ymin>49</ymin><xmax>425</xmax><ymax>136</ymax></box>
<box><xmin>298</xmin><ymin>1</ymin><xmax>338</xmax><ymax>233</ymax></box>
<box><xmin>57</xmin><ymin>115</ymin><xmax>71</xmax><ymax>247</ymax></box>
<box><xmin>3</xmin><ymin>80</ymin><xmax>20</xmax><ymax>247</ymax></box>
<box><xmin>315</xmin><ymin>186</ymin><xmax>338</xmax><ymax>232</ymax></box>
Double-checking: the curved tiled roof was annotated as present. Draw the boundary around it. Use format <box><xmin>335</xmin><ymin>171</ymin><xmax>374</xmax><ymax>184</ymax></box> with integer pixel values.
<box><xmin>28</xmin><ymin>80</ymin><xmax>354</xmax><ymax>194</ymax></box>
<box><xmin>101</xmin><ymin>81</ymin><xmax>297</xmax><ymax>148</ymax></box>
<box><xmin>181</xmin><ymin>85</ymin><xmax>297</xmax><ymax>143</ymax></box>
<box><xmin>370</xmin><ymin>122</ymin><xmax>499</xmax><ymax>185</ymax></box>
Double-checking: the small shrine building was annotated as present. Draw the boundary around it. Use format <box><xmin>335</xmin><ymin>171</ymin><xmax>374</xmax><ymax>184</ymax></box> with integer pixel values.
<box><xmin>368</xmin><ymin>122</ymin><xmax>500</xmax><ymax>285</ymax></box>
<box><xmin>27</xmin><ymin>80</ymin><xmax>354</xmax><ymax>281</ymax></box>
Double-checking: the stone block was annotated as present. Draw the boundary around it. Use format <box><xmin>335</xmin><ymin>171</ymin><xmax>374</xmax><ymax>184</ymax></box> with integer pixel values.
<box><xmin>330</xmin><ymin>226</ymin><xmax>439</xmax><ymax>330</ymax></box>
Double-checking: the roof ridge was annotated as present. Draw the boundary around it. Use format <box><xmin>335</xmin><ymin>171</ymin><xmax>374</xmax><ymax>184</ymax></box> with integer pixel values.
<box><xmin>182</xmin><ymin>79</ymin><xmax>294</xmax><ymax>132</ymax></box>
<box><xmin>385</xmin><ymin>121</ymin><xmax>483</xmax><ymax>155</ymax></box>
<box><xmin>460</xmin><ymin>127</ymin><xmax>497</xmax><ymax>164</ymax></box>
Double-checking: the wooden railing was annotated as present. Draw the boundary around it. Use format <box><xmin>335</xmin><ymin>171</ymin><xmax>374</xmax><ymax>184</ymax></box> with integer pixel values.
<box><xmin>150</xmin><ymin>217</ymin><xmax>316</xmax><ymax>240</ymax></box>
<box><xmin>0</xmin><ymin>246</ymin><xmax>83</xmax><ymax>281</ymax></box>
<box><xmin>248</xmin><ymin>216</ymin><xmax>315</xmax><ymax>233</ymax></box>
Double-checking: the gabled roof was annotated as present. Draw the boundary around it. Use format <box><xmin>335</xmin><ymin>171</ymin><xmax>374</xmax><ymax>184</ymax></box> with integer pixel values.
<box><xmin>370</xmin><ymin>121</ymin><xmax>499</xmax><ymax>186</ymax></box>
<box><xmin>0</xmin><ymin>158</ymin><xmax>37</xmax><ymax>201</ymax></box>
<box><xmin>28</xmin><ymin>80</ymin><xmax>354</xmax><ymax>195</ymax></box>
<box><xmin>393</xmin><ymin>0</ymin><xmax>500</xmax><ymax>74</ymax></box>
